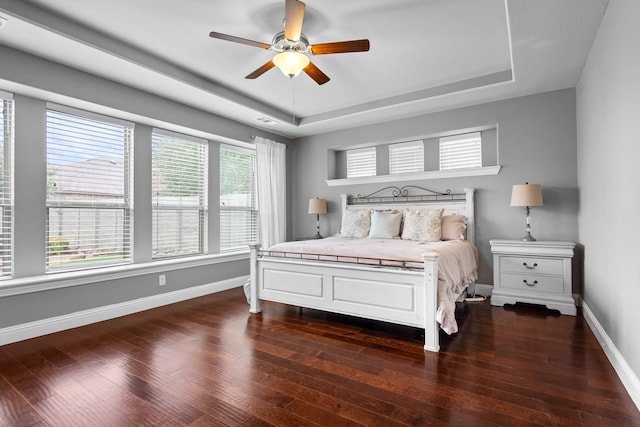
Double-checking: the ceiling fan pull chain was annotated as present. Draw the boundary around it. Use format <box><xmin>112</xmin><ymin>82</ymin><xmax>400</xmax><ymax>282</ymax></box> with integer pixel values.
<box><xmin>291</xmin><ymin>77</ymin><xmax>296</xmax><ymax>125</ymax></box>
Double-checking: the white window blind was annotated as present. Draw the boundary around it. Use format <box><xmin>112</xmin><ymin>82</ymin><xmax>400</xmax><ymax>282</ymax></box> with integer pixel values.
<box><xmin>46</xmin><ymin>107</ymin><xmax>133</xmax><ymax>271</ymax></box>
<box><xmin>439</xmin><ymin>132</ymin><xmax>482</xmax><ymax>170</ymax></box>
<box><xmin>346</xmin><ymin>147</ymin><xmax>376</xmax><ymax>178</ymax></box>
<box><xmin>0</xmin><ymin>94</ymin><xmax>13</xmax><ymax>279</ymax></box>
<box><xmin>152</xmin><ymin>130</ymin><xmax>208</xmax><ymax>259</ymax></box>
<box><xmin>389</xmin><ymin>140</ymin><xmax>424</xmax><ymax>174</ymax></box>
<box><xmin>220</xmin><ymin>145</ymin><xmax>256</xmax><ymax>251</ymax></box>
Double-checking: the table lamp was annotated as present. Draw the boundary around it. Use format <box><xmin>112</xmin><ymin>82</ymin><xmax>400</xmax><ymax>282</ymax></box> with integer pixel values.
<box><xmin>308</xmin><ymin>198</ymin><xmax>327</xmax><ymax>239</ymax></box>
<box><xmin>510</xmin><ymin>183</ymin><xmax>543</xmax><ymax>242</ymax></box>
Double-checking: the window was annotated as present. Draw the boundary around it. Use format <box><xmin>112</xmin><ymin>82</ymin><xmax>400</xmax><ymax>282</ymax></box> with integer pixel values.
<box><xmin>439</xmin><ymin>132</ymin><xmax>482</xmax><ymax>170</ymax></box>
<box><xmin>152</xmin><ymin>130</ymin><xmax>208</xmax><ymax>259</ymax></box>
<box><xmin>46</xmin><ymin>107</ymin><xmax>133</xmax><ymax>271</ymax></box>
<box><xmin>389</xmin><ymin>140</ymin><xmax>424</xmax><ymax>174</ymax></box>
<box><xmin>346</xmin><ymin>147</ymin><xmax>376</xmax><ymax>178</ymax></box>
<box><xmin>0</xmin><ymin>92</ymin><xmax>13</xmax><ymax>279</ymax></box>
<box><xmin>220</xmin><ymin>145</ymin><xmax>256</xmax><ymax>251</ymax></box>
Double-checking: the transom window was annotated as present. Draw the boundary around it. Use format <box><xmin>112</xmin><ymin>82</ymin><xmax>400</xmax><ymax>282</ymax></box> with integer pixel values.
<box><xmin>439</xmin><ymin>132</ymin><xmax>482</xmax><ymax>170</ymax></box>
<box><xmin>389</xmin><ymin>140</ymin><xmax>424</xmax><ymax>174</ymax></box>
<box><xmin>152</xmin><ymin>129</ymin><xmax>208</xmax><ymax>259</ymax></box>
<box><xmin>46</xmin><ymin>106</ymin><xmax>133</xmax><ymax>271</ymax></box>
<box><xmin>346</xmin><ymin>147</ymin><xmax>376</xmax><ymax>178</ymax></box>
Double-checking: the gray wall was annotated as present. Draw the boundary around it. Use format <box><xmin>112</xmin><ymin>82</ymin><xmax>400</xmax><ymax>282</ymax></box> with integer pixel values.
<box><xmin>0</xmin><ymin>45</ymin><xmax>285</xmax><ymax>330</ymax></box>
<box><xmin>577</xmin><ymin>0</ymin><xmax>640</xmax><ymax>392</ymax></box>
<box><xmin>290</xmin><ymin>89</ymin><xmax>579</xmax><ymax>285</ymax></box>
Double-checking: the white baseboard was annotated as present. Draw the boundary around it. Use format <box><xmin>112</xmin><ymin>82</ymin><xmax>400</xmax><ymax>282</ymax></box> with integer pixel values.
<box><xmin>0</xmin><ymin>275</ymin><xmax>248</xmax><ymax>346</ymax></box>
<box><xmin>582</xmin><ymin>300</ymin><xmax>640</xmax><ymax>411</ymax></box>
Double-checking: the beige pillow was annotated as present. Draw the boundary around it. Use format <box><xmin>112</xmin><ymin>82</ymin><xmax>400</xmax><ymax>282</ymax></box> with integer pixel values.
<box><xmin>441</xmin><ymin>214</ymin><xmax>467</xmax><ymax>240</ymax></box>
<box><xmin>401</xmin><ymin>208</ymin><xmax>444</xmax><ymax>242</ymax></box>
<box><xmin>340</xmin><ymin>209</ymin><xmax>371</xmax><ymax>238</ymax></box>
<box><xmin>368</xmin><ymin>211</ymin><xmax>402</xmax><ymax>239</ymax></box>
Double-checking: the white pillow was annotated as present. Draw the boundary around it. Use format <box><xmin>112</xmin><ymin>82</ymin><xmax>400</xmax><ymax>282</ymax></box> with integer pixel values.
<box><xmin>340</xmin><ymin>209</ymin><xmax>371</xmax><ymax>238</ymax></box>
<box><xmin>368</xmin><ymin>211</ymin><xmax>402</xmax><ymax>239</ymax></box>
<box><xmin>401</xmin><ymin>208</ymin><xmax>444</xmax><ymax>242</ymax></box>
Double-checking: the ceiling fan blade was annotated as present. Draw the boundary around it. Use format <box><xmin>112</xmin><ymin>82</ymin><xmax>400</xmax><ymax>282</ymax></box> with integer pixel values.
<box><xmin>310</xmin><ymin>39</ymin><xmax>370</xmax><ymax>55</ymax></box>
<box><xmin>245</xmin><ymin>61</ymin><xmax>275</xmax><ymax>79</ymax></box>
<box><xmin>209</xmin><ymin>31</ymin><xmax>271</xmax><ymax>50</ymax></box>
<box><xmin>284</xmin><ymin>0</ymin><xmax>305</xmax><ymax>42</ymax></box>
<box><xmin>303</xmin><ymin>62</ymin><xmax>330</xmax><ymax>85</ymax></box>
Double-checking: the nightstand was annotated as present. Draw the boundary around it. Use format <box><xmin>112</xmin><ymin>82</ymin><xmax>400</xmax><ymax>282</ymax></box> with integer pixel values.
<box><xmin>490</xmin><ymin>240</ymin><xmax>576</xmax><ymax>316</ymax></box>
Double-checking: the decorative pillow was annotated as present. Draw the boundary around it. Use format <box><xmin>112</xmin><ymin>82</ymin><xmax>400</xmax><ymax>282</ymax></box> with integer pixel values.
<box><xmin>441</xmin><ymin>214</ymin><xmax>467</xmax><ymax>240</ymax></box>
<box><xmin>340</xmin><ymin>209</ymin><xmax>371</xmax><ymax>238</ymax></box>
<box><xmin>368</xmin><ymin>211</ymin><xmax>402</xmax><ymax>239</ymax></box>
<box><xmin>401</xmin><ymin>208</ymin><xmax>444</xmax><ymax>242</ymax></box>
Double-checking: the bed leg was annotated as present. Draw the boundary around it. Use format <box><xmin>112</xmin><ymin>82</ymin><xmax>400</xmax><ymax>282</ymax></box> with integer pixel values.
<box><xmin>422</xmin><ymin>252</ymin><xmax>440</xmax><ymax>352</ymax></box>
<box><xmin>249</xmin><ymin>243</ymin><xmax>261</xmax><ymax>313</ymax></box>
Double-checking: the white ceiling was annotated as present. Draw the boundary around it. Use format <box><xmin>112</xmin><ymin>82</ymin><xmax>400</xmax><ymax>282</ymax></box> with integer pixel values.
<box><xmin>0</xmin><ymin>0</ymin><xmax>608</xmax><ymax>138</ymax></box>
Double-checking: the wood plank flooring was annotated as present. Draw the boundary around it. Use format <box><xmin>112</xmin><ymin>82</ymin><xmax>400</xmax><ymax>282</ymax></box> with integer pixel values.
<box><xmin>0</xmin><ymin>287</ymin><xmax>638</xmax><ymax>426</ymax></box>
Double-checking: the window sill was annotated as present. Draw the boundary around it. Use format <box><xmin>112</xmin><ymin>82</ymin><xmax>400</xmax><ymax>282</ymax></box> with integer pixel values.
<box><xmin>0</xmin><ymin>251</ymin><xmax>249</xmax><ymax>297</ymax></box>
<box><xmin>326</xmin><ymin>166</ymin><xmax>501</xmax><ymax>187</ymax></box>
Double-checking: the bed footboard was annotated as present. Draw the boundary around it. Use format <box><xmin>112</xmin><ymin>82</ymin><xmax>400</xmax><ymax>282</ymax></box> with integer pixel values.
<box><xmin>248</xmin><ymin>243</ymin><xmax>441</xmax><ymax>352</ymax></box>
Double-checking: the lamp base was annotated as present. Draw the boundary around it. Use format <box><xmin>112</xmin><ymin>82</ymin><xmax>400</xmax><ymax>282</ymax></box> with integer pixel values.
<box><xmin>314</xmin><ymin>214</ymin><xmax>323</xmax><ymax>239</ymax></box>
<box><xmin>520</xmin><ymin>231</ymin><xmax>537</xmax><ymax>242</ymax></box>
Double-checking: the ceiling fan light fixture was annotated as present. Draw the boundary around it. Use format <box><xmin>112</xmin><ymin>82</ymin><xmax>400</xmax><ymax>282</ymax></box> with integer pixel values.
<box><xmin>273</xmin><ymin>50</ymin><xmax>309</xmax><ymax>78</ymax></box>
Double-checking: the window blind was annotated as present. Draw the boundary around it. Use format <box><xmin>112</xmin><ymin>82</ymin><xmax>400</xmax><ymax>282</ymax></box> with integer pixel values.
<box><xmin>46</xmin><ymin>107</ymin><xmax>132</xmax><ymax>271</ymax></box>
<box><xmin>220</xmin><ymin>145</ymin><xmax>257</xmax><ymax>251</ymax></box>
<box><xmin>0</xmin><ymin>94</ymin><xmax>13</xmax><ymax>279</ymax></box>
<box><xmin>389</xmin><ymin>140</ymin><xmax>424</xmax><ymax>174</ymax></box>
<box><xmin>346</xmin><ymin>147</ymin><xmax>376</xmax><ymax>178</ymax></box>
<box><xmin>152</xmin><ymin>130</ymin><xmax>208</xmax><ymax>259</ymax></box>
<box><xmin>439</xmin><ymin>132</ymin><xmax>482</xmax><ymax>170</ymax></box>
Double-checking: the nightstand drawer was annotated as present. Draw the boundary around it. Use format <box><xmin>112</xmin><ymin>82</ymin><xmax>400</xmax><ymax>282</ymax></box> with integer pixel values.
<box><xmin>500</xmin><ymin>273</ymin><xmax>565</xmax><ymax>294</ymax></box>
<box><xmin>500</xmin><ymin>256</ymin><xmax>563</xmax><ymax>276</ymax></box>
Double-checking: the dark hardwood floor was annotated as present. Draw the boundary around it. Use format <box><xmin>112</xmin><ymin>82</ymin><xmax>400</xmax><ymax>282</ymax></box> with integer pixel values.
<box><xmin>0</xmin><ymin>287</ymin><xmax>638</xmax><ymax>426</ymax></box>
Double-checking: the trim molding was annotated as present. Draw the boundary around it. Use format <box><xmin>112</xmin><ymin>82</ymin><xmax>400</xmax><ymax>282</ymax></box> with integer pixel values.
<box><xmin>0</xmin><ymin>275</ymin><xmax>248</xmax><ymax>346</ymax></box>
<box><xmin>582</xmin><ymin>300</ymin><xmax>640</xmax><ymax>411</ymax></box>
<box><xmin>0</xmin><ymin>251</ymin><xmax>249</xmax><ymax>298</ymax></box>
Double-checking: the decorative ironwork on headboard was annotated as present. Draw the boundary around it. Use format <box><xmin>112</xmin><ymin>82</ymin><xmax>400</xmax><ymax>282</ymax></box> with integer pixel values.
<box><xmin>349</xmin><ymin>185</ymin><xmax>464</xmax><ymax>205</ymax></box>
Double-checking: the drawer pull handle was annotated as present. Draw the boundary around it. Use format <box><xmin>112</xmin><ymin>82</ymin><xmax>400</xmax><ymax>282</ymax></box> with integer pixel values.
<box><xmin>523</xmin><ymin>262</ymin><xmax>538</xmax><ymax>269</ymax></box>
<box><xmin>523</xmin><ymin>280</ymin><xmax>538</xmax><ymax>287</ymax></box>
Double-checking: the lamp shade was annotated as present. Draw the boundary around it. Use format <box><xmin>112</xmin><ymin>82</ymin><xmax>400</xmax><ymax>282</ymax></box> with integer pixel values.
<box><xmin>308</xmin><ymin>198</ymin><xmax>327</xmax><ymax>215</ymax></box>
<box><xmin>510</xmin><ymin>184</ymin><xmax>543</xmax><ymax>207</ymax></box>
<box><xmin>273</xmin><ymin>51</ymin><xmax>310</xmax><ymax>77</ymax></box>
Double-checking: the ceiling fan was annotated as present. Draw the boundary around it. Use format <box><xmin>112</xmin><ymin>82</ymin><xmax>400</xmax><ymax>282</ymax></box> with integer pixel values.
<box><xmin>209</xmin><ymin>0</ymin><xmax>370</xmax><ymax>85</ymax></box>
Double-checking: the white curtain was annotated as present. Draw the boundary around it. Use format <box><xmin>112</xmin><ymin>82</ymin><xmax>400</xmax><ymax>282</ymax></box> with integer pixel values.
<box><xmin>255</xmin><ymin>136</ymin><xmax>287</xmax><ymax>248</ymax></box>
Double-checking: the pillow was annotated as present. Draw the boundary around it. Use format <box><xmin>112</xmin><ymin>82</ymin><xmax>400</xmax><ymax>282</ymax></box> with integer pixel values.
<box><xmin>340</xmin><ymin>209</ymin><xmax>371</xmax><ymax>238</ymax></box>
<box><xmin>368</xmin><ymin>211</ymin><xmax>402</xmax><ymax>239</ymax></box>
<box><xmin>441</xmin><ymin>214</ymin><xmax>467</xmax><ymax>240</ymax></box>
<box><xmin>401</xmin><ymin>208</ymin><xmax>444</xmax><ymax>242</ymax></box>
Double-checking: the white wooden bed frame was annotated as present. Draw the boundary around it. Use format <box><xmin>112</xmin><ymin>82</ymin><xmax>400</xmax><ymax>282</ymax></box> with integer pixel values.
<box><xmin>249</xmin><ymin>186</ymin><xmax>475</xmax><ymax>352</ymax></box>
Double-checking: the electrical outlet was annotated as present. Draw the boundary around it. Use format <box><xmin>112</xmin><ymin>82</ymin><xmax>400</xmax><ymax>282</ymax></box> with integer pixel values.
<box><xmin>159</xmin><ymin>274</ymin><xmax>166</xmax><ymax>286</ymax></box>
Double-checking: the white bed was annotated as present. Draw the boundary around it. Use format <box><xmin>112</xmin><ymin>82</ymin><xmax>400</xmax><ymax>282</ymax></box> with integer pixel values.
<box><xmin>248</xmin><ymin>186</ymin><xmax>477</xmax><ymax>352</ymax></box>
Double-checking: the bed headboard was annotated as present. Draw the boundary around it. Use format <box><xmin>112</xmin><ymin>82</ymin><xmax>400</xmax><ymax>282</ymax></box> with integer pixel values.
<box><xmin>340</xmin><ymin>186</ymin><xmax>475</xmax><ymax>244</ymax></box>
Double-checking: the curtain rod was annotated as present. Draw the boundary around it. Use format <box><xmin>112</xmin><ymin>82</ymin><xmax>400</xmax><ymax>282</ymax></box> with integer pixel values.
<box><xmin>251</xmin><ymin>135</ymin><xmax>290</xmax><ymax>148</ymax></box>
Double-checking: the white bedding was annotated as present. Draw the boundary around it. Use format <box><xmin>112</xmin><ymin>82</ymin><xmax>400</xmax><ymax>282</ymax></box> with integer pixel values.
<box><xmin>266</xmin><ymin>236</ymin><xmax>478</xmax><ymax>334</ymax></box>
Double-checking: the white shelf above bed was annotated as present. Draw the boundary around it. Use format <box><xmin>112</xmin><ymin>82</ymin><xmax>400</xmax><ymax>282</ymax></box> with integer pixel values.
<box><xmin>326</xmin><ymin>165</ymin><xmax>501</xmax><ymax>187</ymax></box>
